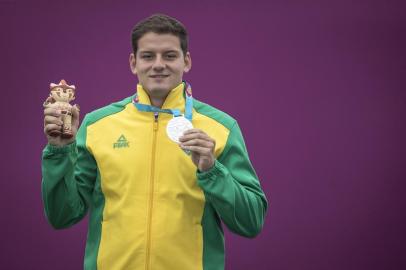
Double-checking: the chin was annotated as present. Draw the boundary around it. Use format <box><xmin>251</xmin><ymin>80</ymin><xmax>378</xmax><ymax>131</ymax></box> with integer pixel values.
<box><xmin>147</xmin><ymin>86</ymin><xmax>170</xmax><ymax>97</ymax></box>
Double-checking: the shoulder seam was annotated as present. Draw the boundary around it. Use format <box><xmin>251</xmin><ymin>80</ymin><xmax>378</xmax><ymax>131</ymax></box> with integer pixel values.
<box><xmin>217</xmin><ymin>121</ymin><xmax>237</xmax><ymax>162</ymax></box>
<box><xmin>84</xmin><ymin>95</ymin><xmax>134</xmax><ymax>127</ymax></box>
<box><xmin>193</xmin><ymin>99</ymin><xmax>236</xmax><ymax>130</ymax></box>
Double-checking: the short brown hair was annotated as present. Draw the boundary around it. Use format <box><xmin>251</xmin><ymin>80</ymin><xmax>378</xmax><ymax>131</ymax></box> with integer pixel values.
<box><xmin>131</xmin><ymin>14</ymin><xmax>189</xmax><ymax>56</ymax></box>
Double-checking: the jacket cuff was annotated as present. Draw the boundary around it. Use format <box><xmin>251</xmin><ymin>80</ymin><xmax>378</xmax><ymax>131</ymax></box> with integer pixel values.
<box><xmin>197</xmin><ymin>160</ymin><xmax>227</xmax><ymax>181</ymax></box>
<box><xmin>43</xmin><ymin>141</ymin><xmax>77</xmax><ymax>155</ymax></box>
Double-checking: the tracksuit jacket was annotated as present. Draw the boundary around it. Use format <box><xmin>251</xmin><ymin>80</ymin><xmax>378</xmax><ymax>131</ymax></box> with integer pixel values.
<box><xmin>41</xmin><ymin>82</ymin><xmax>268</xmax><ymax>270</ymax></box>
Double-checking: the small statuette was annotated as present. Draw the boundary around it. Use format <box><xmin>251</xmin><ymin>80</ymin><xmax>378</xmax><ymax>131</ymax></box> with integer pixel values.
<box><xmin>43</xmin><ymin>79</ymin><xmax>76</xmax><ymax>138</ymax></box>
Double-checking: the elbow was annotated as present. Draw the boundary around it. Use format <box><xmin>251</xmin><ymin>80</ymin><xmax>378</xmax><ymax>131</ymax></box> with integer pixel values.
<box><xmin>50</xmin><ymin>223</ymin><xmax>66</xmax><ymax>230</ymax></box>
<box><xmin>43</xmin><ymin>202</ymin><xmax>87</xmax><ymax>230</ymax></box>
<box><xmin>47</xmin><ymin>216</ymin><xmax>70</xmax><ymax>230</ymax></box>
<box><xmin>241</xmin><ymin>223</ymin><xmax>265</xmax><ymax>238</ymax></box>
<box><xmin>44</xmin><ymin>210</ymin><xmax>74</xmax><ymax>230</ymax></box>
<box><xmin>235</xmin><ymin>199</ymin><xmax>268</xmax><ymax>238</ymax></box>
<box><xmin>230</xmin><ymin>217</ymin><xmax>266</xmax><ymax>238</ymax></box>
<box><xmin>244</xmin><ymin>204</ymin><xmax>268</xmax><ymax>238</ymax></box>
<box><xmin>244</xmin><ymin>200</ymin><xmax>268</xmax><ymax>238</ymax></box>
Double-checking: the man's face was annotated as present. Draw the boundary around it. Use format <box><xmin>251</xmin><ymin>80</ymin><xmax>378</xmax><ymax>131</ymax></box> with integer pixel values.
<box><xmin>129</xmin><ymin>32</ymin><xmax>191</xmax><ymax>99</ymax></box>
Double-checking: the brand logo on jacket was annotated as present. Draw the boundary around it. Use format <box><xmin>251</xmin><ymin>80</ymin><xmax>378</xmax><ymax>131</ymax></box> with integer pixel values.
<box><xmin>113</xmin><ymin>135</ymin><xmax>130</xmax><ymax>149</ymax></box>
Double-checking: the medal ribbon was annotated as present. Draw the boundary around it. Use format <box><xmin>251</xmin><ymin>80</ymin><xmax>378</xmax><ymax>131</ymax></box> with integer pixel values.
<box><xmin>132</xmin><ymin>81</ymin><xmax>193</xmax><ymax>121</ymax></box>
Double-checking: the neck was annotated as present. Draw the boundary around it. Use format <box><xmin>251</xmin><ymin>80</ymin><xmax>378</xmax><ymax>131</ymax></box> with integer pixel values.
<box><xmin>140</xmin><ymin>81</ymin><xmax>184</xmax><ymax>108</ymax></box>
<box><xmin>150</xmin><ymin>96</ymin><xmax>165</xmax><ymax>108</ymax></box>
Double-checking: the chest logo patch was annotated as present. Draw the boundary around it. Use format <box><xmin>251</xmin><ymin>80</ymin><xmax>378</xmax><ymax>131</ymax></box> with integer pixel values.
<box><xmin>113</xmin><ymin>134</ymin><xmax>130</xmax><ymax>149</ymax></box>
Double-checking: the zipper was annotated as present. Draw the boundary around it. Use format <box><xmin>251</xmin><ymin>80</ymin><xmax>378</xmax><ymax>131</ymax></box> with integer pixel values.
<box><xmin>145</xmin><ymin>112</ymin><xmax>159</xmax><ymax>270</ymax></box>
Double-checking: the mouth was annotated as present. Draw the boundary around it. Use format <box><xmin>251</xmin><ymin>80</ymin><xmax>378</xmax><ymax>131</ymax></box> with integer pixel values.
<box><xmin>149</xmin><ymin>74</ymin><xmax>170</xmax><ymax>79</ymax></box>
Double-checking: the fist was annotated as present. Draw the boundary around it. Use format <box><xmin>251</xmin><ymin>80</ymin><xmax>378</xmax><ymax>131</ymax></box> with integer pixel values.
<box><xmin>43</xmin><ymin>104</ymin><xmax>80</xmax><ymax>146</ymax></box>
<box><xmin>179</xmin><ymin>129</ymin><xmax>216</xmax><ymax>172</ymax></box>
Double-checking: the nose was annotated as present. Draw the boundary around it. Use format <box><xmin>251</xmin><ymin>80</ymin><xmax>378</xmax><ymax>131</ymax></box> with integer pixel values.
<box><xmin>152</xmin><ymin>55</ymin><xmax>165</xmax><ymax>71</ymax></box>
<box><xmin>63</xmin><ymin>89</ymin><xmax>67</xmax><ymax>93</ymax></box>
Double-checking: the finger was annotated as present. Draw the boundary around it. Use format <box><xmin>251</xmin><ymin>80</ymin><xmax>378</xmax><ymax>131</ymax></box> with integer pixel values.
<box><xmin>44</xmin><ymin>107</ymin><xmax>61</xmax><ymax>117</ymax></box>
<box><xmin>44</xmin><ymin>115</ymin><xmax>63</xmax><ymax>126</ymax></box>
<box><xmin>73</xmin><ymin>104</ymin><xmax>80</xmax><ymax>112</ymax></box>
<box><xmin>72</xmin><ymin>104</ymin><xmax>80</xmax><ymax>118</ymax></box>
<box><xmin>179</xmin><ymin>135</ymin><xmax>216</xmax><ymax>148</ymax></box>
<box><xmin>179</xmin><ymin>131</ymin><xmax>213</xmax><ymax>143</ymax></box>
<box><xmin>180</xmin><ymin>138</ymin><xmax>214</xmax><ymax>149</ymax></box>
<box><xmin>182</xmin><ymin>128</ymin><xmax>204</xmax><ymax>135</ymax></box>
<box><xmin>44</xmin><ymin>124</ymin><xmax>62</xmax><ymax>135</ymax></box>
<box><xmin>71</xmin><ymin>104</ymin><xmax>80</xmax><ymax>126</ymax></box>
<box><xmin>180</xmin><ymin>145</ymin><xmax>213</xmax><ymax>156</ymax></box>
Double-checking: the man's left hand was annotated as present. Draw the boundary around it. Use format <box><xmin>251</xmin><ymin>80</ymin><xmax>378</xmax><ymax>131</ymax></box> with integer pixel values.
<box><xmin>179</xmin><ymin>129</ymin><xmax>216</xmax><ymax>172</ymax></box>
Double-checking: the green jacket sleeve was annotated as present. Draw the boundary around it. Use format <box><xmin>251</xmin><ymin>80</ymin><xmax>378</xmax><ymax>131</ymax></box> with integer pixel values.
<box><xmin>41</xmin><ymin>115</ymin><xmax>97</xmax><ymax>229</ymax></box>
<box><xmin>196</xmin><ymin>122</ymin><xmax>268</xmax><ymax>238</ymax></box>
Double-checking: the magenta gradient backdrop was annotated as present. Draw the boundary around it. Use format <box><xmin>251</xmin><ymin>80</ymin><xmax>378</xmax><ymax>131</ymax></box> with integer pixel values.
<box><xmin>1</xmin><ymin>0</ymin><xmax>405</xmax><ymax>269</ymax></box>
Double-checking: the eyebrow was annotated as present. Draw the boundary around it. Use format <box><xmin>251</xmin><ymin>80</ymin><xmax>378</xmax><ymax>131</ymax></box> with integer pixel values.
<box><xmin>138</xmin><ymin>50</ymin><xmax>180</xmax><ymax>54</ymax></box>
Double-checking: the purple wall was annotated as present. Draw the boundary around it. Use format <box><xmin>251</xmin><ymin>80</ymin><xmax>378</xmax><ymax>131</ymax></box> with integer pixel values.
<box><xmin>1</xmin><ymin>0</ymin><xmax>405</xmax><ymax>269</ymax></box>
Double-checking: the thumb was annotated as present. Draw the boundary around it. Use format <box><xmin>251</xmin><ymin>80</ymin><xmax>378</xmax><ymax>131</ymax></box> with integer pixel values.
<box><xmin>72</xmin><ymin>104</ymin><xmax>80</xmax><ymax>128</ymax></box>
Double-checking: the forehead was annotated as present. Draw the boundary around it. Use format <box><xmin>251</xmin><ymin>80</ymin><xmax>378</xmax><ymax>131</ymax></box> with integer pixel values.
<box><xmin>137</xmin><ymin>32</ymin><xmax>182</xmax><ymax>53</ymax></box>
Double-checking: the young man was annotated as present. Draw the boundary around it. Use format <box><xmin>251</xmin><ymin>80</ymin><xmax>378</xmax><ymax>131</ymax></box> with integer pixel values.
<box><xmin>42</xmin><ymin>14</ymin><xmax>268</xmax><ymax>270</ymax></box>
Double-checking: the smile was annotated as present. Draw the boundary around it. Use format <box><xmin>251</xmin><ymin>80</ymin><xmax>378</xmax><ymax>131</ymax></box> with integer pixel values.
<box><xmin>149</xmin><ymin>75</ymin><xmax>169</xmax><ymax>78</ymax></box>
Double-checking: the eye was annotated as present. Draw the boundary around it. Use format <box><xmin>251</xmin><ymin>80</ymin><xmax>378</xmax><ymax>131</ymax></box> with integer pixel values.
<box><xmin>165</xmin><ymin>54</ymin><xmax>177</xmax><ymax>59</ymax></box>
<box><xmin>141</xmin><ymin>54</ymin><xmax>153</xmax><ymax>60</ymax></box>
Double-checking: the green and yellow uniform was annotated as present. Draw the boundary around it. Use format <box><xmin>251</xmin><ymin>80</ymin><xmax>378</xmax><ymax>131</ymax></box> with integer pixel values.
<box><xmin>41</xmin><ymin>82</ymin><xmax>268</xmax><ymax>270</ymax></box>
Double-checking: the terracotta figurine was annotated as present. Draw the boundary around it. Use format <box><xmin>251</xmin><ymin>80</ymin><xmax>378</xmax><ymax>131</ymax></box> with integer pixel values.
<box><xmin>43</xmin><ymin>79</ymin><xmax>77</xmax><ymax>138</ymax></box>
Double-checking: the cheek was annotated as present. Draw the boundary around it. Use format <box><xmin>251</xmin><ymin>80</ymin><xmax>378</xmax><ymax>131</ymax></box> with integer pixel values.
<box><xmin>136</xmin><ymin>62</ymin><xmax>152</xmax><ymax>71</ymax></box>
<box><xmin>137</xmin><ymin>67</ymin><xmax>149</xmax><ymax>74</ymax></box>
<box><xmin>170</xmin><ymin>63</ymin><xmax>184</xmax><ymax>72</ymax></box>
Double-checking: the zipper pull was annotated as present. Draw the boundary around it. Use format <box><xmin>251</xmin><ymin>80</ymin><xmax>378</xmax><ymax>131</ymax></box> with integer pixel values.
<box><xmin>153</xmin><ymin>112</ymin><xmax>159</xmax><ymax>131</ymax></box>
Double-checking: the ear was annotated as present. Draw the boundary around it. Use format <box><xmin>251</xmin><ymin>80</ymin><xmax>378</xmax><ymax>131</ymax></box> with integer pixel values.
<box><xmin>129</xmin><ymin>53</ymin><xmax>137</xmax><ymax>75</ymax></box>
<box><xmin>183</xmin><ymin>52</ymin><xmax>192</xmax><ymax>73</ymax></box>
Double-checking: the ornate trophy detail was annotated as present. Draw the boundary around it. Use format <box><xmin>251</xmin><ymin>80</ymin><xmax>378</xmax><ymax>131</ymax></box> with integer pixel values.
<box><xmin>43</xmin><ymin>79</ymin><xmax>77</xmax><ymax>138</ymax></box>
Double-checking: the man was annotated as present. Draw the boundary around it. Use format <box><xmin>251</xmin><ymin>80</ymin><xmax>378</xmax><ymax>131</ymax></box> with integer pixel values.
<box><xmin>42</xmin><ymin>14</ymin><xmax>268</xmax><ymax>270</ymax></box>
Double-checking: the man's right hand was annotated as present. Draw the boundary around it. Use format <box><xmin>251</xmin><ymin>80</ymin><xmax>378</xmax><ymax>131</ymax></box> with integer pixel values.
<box><xmin>43</xmin><ymin>105</ymin><xmax>80</xmax><ymax>146</ymax></box>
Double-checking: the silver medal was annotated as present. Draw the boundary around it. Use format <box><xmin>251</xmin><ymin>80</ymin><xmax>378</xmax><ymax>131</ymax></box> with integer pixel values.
<box><xmin>166</xmin><ymin>116</ymin><xmax>193</xmax><ymax>143</ymax></box>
